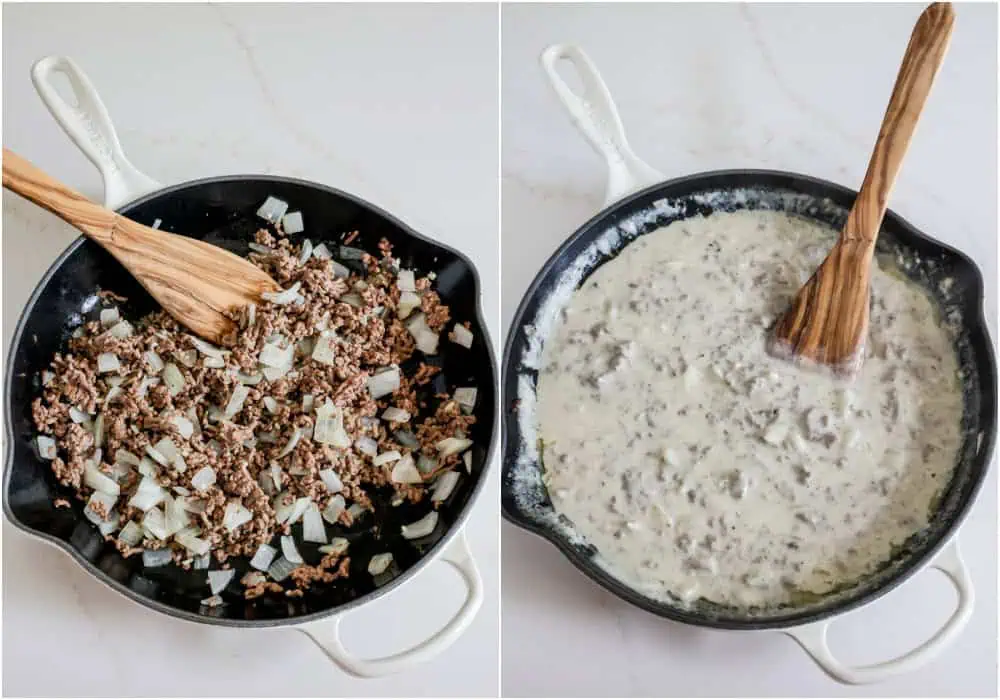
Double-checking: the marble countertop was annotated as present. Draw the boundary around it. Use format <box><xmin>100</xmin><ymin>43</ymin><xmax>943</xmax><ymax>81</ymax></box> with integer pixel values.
<box><xmin>2</xmin><ymin>4</ymin><xmax>498</xmax><ymax>697</ymax></box>
<box><xmin>501</xmin><ymin>3</ymin><xmax>997</xmax><ymax>697</ymax></box>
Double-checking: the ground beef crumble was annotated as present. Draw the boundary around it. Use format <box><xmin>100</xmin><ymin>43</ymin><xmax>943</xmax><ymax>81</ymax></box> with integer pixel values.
<box><xmin>33</xmin><ymin>225</ymin><xmax>478</xmax><ymax>602</ymax></box>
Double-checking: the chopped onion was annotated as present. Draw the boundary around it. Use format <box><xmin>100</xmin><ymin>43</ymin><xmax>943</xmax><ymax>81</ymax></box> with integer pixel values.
<box><xmin>322</xmin><ymin>495</ymin><xmax>346</xmax><ymax>524</ymax></box>
<box><xmin>152</xmin><ymin>218</ymin><xmax>162</xmax><ymax>229</ymax></box>
<box><xmin>137</xmin><ymin>456</ymin><xmax>158</xmax><ymax>477</ymax></box>
<box><xmin>137</xmin><ymin>376</ymin><xmax>159</xmax><ymax>398</ymax></box>
<box><xmin>174</xmin><ymin>349</ymin><xmax>198</xmax><ymax>368</ymax></box>
<box><xmin>302</xmin><ymin>503</ymin><xmax>327</xmax><ymax>543</ymax></box>
<box><xmin>173</xmin><ymin>485</ymin><xmax>191</xmax><ymax>496</ymax></box>
<box><xmin>142</xmin><ymin>548</ymin><xmax>173</xmax><ymax>568</ymax></box>
<box><xmin>319</xmin><ymin>538</ymin><xmax>349</xmax><ymax>557</ymax></box>
<box><xmin>248</xmin><ymin>242</ymin><xmax>273</xmax><ymax>254</ymax></box>
<box><xmin>257</xmin><ymin>196</ymin><xmax>289</xmax><ymax>224</ymax></box>
<box><xmin>93</xmin><ymin>414</ymin><xmax>105</xmax><ymax>446</ymax></box>
<box><xmin>222</xmin><ymin>501</ymin><xmax>252</xmax><ymax>532</ymax></box>
<box><xmin>405</xmin><ymin>313</ymin><xmax>439</xmax><ymax>355</ymax></box>
<box><xmin>97</xmin><ymin>352</ymin><xmax>121</xmax><ymax>374</ymax></box>
<box><xmin>260</xmin><ymin>339</ymin><xmax>295</xmax><ymax>368</ymax></box>
<box><xmin>176</xmin><ymin>528</ymin><xmax>210</xmax><ymax>556</ymax></box>
<box><xmin>373</xmin><ymin>451</ymin><xmax>401</xmax><ymax>466</ymax></box>
<box><xmin>311</xmin><ymin>242</ymin><xmax>332</xmax><ymax>259</ymax></box>
<box><xmin>355</xmin><ymin>436</ymin><xmax>379</xmax><ymax>457</ymax></box>
<box><xmin>118</xmin><ymin>520</ymin><xmax>143</xmax><ymax>546</ymax></box>
<box><xmin>142</xmin><ymin>507</ymin><xmax>170</xmax><ymax>540</ymax></box>
<box><xmin>277</xmin><ymin>428</ymin><xmax>303</xmax><ymax>458</ymax></box>
<box><xmin>450</xmin><ymin>323</ymin><xmax>474</xmax><ymax>349</ymax></box>
<box><xmin>208</xmin><ymin>569</ymin><xmax>235</xmax><ymax>595</ymax></box>
<box><xmin>417</xmin><ymin>455</ymin><xmax>438</xmax><ymax>474</ymax></box>
<box><xmin>162</xmin><ymin>363</ymin><xmax>185</xmax><ymax>395</ymax></box>
<box><xmin>251</xmin><ymin>543</ymin><xmax>277</xmax><ymax>571</ymax></box>
<box><xmin>261</xmin><ymin>282</ymin><xmax>302</xmax><ymax>306</ymax></box>
<box><xmin>463</xmin><ymin>450</ymin><xmax>473</xmax><ymax>473</ymax></box>
<box><xmin>433</xmin><ymin>471</ymin><xmax>461</xmax><ymax>503</ymax></box>
<box><xmin>381</xmin><ymin>407</ymin><xmax>411</xmax><ymax>423</ymax></box>
<box><xmin>203</xmin><ymin>356</ymin><xmax>225</xmax><ymax>369</ymax></box>
<box><xmin>367</xmin><ymin>366</ymin><xmax>400</xmax><ymax>398</ymax></box>
<box><xmin>107</xmin><ymin>320</ymin><xmax>133</xmax><ymax>339</ymax></box>
<box><xmin>311</xmin><ymin>332</ymin><xmax>338</xmax><ymax>365</ymax></box>
<box><xmin>130</xmin><ymin>476</ymin><xmax>167</xmax><ymax>511</ymax></box>
<box><xmin>193</xmin><ymin>554</ymin><xmax>211</xmax><ymax>570</ymax></box>
<box><xmin>401</xmin><ymin>511</ymin><xmax>439</xmax><ymax>540</ymax></box>
<box><xmin>391</xmin><ymin>455</ymin><xmax>422</xmax><ymax>484</ymax></box>
<box><xmin>171</xmin><ymin>416</ymin><xmax>195</xmax><ymax>439</ymax></box>
<box><xmin>144</xmin><ymin>351</ymin><xmax>164</xmax><ymax>373</ymax></box>
<box><xmin>237</xmin><ymin>371</ymin><xmax>263</xmax><ymax>385</ymax></box>
<box><xmin>397</xmin><ymin>291</ymin><xmax>421</xmax><ymax>319</ymax></box>
<box><xmin>154</xmin><ymin>438</ymin><xmax>179</xmax><ymax>464</ymax></box>
<box><xmin>183</xmin><ymin>498</ymin><xmax>207</xmax><ymax>514</ymax></box>
<box><xmin>84</xmin><ymin>462</ymin><xmax>120</xmax><ymax>497</ymax></box>
<box><xmin>191</xmin><ymin>466</ymin><xmax>217</xmax><ymax>492</ymax></box>
<box><xmin>454</xmin><ymin>387</ymin><xmax>477</xmax><ymax>413</ymax></box>
<box><xmin>270</xmin><ymin>463</ymin><xmax>283</xmax><ymax>490</ymax></box>
<box><xmin>188</xmin><ymin>335</ymin><xmax>228</xmax><ymax>359</ymax></box>
<box><xmin>262</xmin><ymin>365</ymin><xmax>290</xmax><ymax>382</ymax></box>
<box><xmin>393</xmin><ymin>430</ymin><xmax>420</xmax><ymax>449</ymax></box>
<box><xmin>69</xmin><ymin>406</ymin><xmax>90</xmax><ymax>424</ymax></box>
<box><xmin>268</xmin><ymin>555</ymin><xmax>297</xmax><ymax>582</ymax></box>
<box><xmin>165</xmin><ymin>496</ymin><xmax>190</xmax><ymax>535</ymax></box>
<box><xmin>224</xmin><ymin>385</ymin><xmax>251</xmax><ymax>419</ymax></box>
<box><xmin>437</xmin><ymin>437</ymin><xmax>473</xmax><ymax>459</ymax></box>
<box><xmin>296</xmin><ymin>238</ymin><xmax>312</xmax><ymax>264</ymax></box>
<box><xmin>330</xmin><ymin>260</ymin><xmax>350</xmax><ymax>279</ymax></box>
<box><xmin>84</xmin><ymin>491</ymin><xmax>117</xmax><ymax>524</ymax></box>
<box><xmin>281</xmin><ymin>535</ymin><xmax>304</xmax><ymax>564</ymax></box>
<box><xmin>36</xmin><ymin>435</ymin><xmax>57</xmax><ymax>460</ymax></box>
<box><xmin>145</xmin><ymin>444</ymin><xmax>169</xmax><ymax>466</ymax></box>
<box><xmin>99</xmin><ymin>307</ymin><xmax>120</xmax><ymax>327</ymax></box>
<box><xmin>246</xmin><ymin>303</ymin><xmax>257</xmax><ymax>327</ymax></box>
<box><xmin>302</xmin><ymin>394</ymin><xmax>315</xmax><ymax>413</ymax></box>
<box><xmin>263</xmin><ymin>397</ymin><xmax>279</xmax><ymax>414</ymax></box>
<box><xmin>319</xmin><ymin>469</ymin><xmax>343</xmax><ymax>493</ymax></box>
<box><xmin>368</xmin><ymin>553</ymin><xmax>393</xmax><ymax>576</ymax></box>
<box><xmin>200</xmin><ymin>595</ymin><xmax>224</xmax><ymax>608</ymax></box>
<box><xmin>397</xmin><ymin>269</ymin><xmax>417</xmax><ymax>292</ymax></box>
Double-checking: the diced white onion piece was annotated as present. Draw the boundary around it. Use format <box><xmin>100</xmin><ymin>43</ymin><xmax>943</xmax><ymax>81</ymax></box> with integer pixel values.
<box><xmin>277</xmin><ymin>428</ymin><xmax>303</xmax><ymax>458</ymax></box>
<box><xmin>373</xmin><ymin>451</ymin><xmax>402</xmax><ymax>466</ymax></box>
<box><xmin>260</xmin><ymin>339</ymin><xmax>295</xmax><ymax>368</ymax></box>
<box><xmin>137</xmin><ymin>456</ymin><xmax>158</xmax><ymax>477</ymax></box>
<box><xmin>319</xmin><ymin>538</ymin><xmax>350</xmax><ymax>556</ymax></box>
<box><xmin>103</xmin><ymin>386</ymin><xmax>122</xmax><ymax>405</ymax></box>
<box><xmin>433</xmin><ymin>470</ymin><xmax>461</xmax><ymax>503</ymax></box>
<box><xmin>282</xmin><ymin>211</ymin><xmax>304</xmax><ymax>235</ymax></box>
<box><xmin>450</xmin><ymin>323</ymin><xmax>474</xmax><ymax>349</ymax></box>
<box><xmin>208</xmin><ymin>569</ymin><xmax>235</xmax><ymax>595</ymax></box>
<box><xmin>281</xmin><ymin>535</ymin><xmax>304</xmax><ymax>564</ymax></box>
<box><xmin>406</xmin><ymin>313</ymin><xmax>439</xmax><ymax>354</ymax></box>
<box><xmin>302</xmin><ymin>394</ymin><xmax>315</xmax><ymax>413</ymax></box>
<box><xmin>84</xmin><ymin>491</ymin><xmax>117</xmax><ymax>524</ymax></box>
<box><xmin>262</xmin><ymin>282</ymin><xmax>302</xmax><ymax>306</ymax></box>
<box><xmin>200</xmin><ymin>595</ymin><xmax>224</xmax><ymax>608</ymax></box>
<box><xmin>69</xmin><ymin>406</ymin><xmax>90</xmax><ymax>424</ymax></box>
<box><xmin>145</xmin><ymin>351</ymin><xmax>165</xmax><ymax>373</ymax></box>
<box><xmin>152</xmin><ymin>218</ymin><xmax>162</xmax><ymax>229</ymax></box>
<box><xmin>437</xmin><ymin>437</ymin><xmax>473</xmax><ymax>459</ymax></box>
<box><xmin>130</xmin><ymin>476</ymin><xmax>166</xmax><ymax>511</ymax></box>
<box><xmin>106</xmin><ymin>375</ymin><xmax>125</xmax><ymax>387</ymax></box>
<box><xmin>250</xmin><ymin>543</ymin><xmax>278</xmax><ymax>571</ymax></box>
<box><xmin>368</xmin><ymin>553</ymin><xmax>393</xmax><ymax>576</ymax></box>
<box><xmin>355</xmin><ymin>436</ymin><xmax>379</xmax><ymax>457</ymax></box>
<box><xmin>311</xmin><ymin>242</ymin><xmax>332</xmax><ymax>259</ymax></box>
<box><xmin>97</xmin><ymin>352</ymin><xmax>121</xmax><ymax>374</ymax></box>
<box><xmin>381</xmin><ymin>407</ymin><xmax>410</xmax><ymax>423</ymax></box>
<box><xmin>174</xmin><ymin>349</ymin><xmax>198</xmax><ymax>368</ymax></box>
<box><xmin>145</xmin><ymin>444</ymin><xmax>169</xmax><ymax>466</ymax></box>
<box><xmin>268</xmin><ymin>555</ymin><xmax>297</xmax><ymax>582</ymax></box>
<box><xmin>417</xmin><ymin>455</ymin><xmax>438</xmax><ymax>474</ymax></box>
<box><xmin>137</xmin><ymin>376</ymin><xmax>159</xmax><ymax>399</ymax></box>
<box><xmin>319</xmin><ymin>469</ymin><xmax>343</xmax><ymax>493</ymax></box>
<box><xmin>246</xmin><ymin>303</ymin><xmax>257</xmax><ymax>327</ymax></box>
<box><xmin>311</xmin><ymin>332</ymin><xmax>338</xmax><ymax>365</ymax></box>
<box><xmin>193</xmin><ymin>553</ymin><xmax>211</xmax><ymax>569</ymax></box>
<box><xmin>165</xmin><ymin>496</ymin><xmax>190</xmax><ymax>536</ymax></box>
<box><xmin>171</xmin><ymin>416</ymin><xmax>195</xmax><ymax>439</ymax></box>
<box><xmin>99</xmin><ymin>307</ymin><xmax>120</xmax><ymax>327</ymax></box>
<box><xmin>289</xmin><ymin>497</ymin><xmax>311</xmax><ymax>524</ymax></box>
<box><xmin>173</xmin><ymin>485</ymin><xmax>191</xmax><ymax>496</ymax></box>
<box><xmin>84</xmin><ymin>462</ymin><xmax>120</xmax><ymax>497</ymax></box>
<box><xmin>463</xmin><ymin>450</ymin><xmax>473</xmax><ymax>473</ymax></box>
<box><xmin>270</xmin><ymin>463</ymin><xmax>283</xmax><ymax>490</ymax></box>
<box><xmin>248</xmin><ymin>242</ymin><xmax>273</xmax><ymax>254</ymax></box>
<box><xmin>183</xmin><ymin>498</ymin><xmax>207</xmax><ymax>514</ymax></box>
<box><xmin>191</xmin><ymin>466</ymin><xmax>217</xmax><ymax>492</ymax></box>
<box><xmin>176</xmin><ymin>528</ymin><xmax>210</xmax><ymax>556</ymax></box>
<box><xmin>41</xmin><ymin>370</ymin><xmax>54</xmax><ymax>386</ymax></box>
<box><xmin>36</xmin><ymin>435</ymin><xmax>57</xmax><ymax>460</ymax></box>
<box><xmin>257</xmin><ymin>196</ymin><xmax>289</xmax><ymax>224</ymax></box>
<box><xmin>188</xmin><ymin>335</ymin><xmax>228</xmax><ymax>359</ymax></box>
<box><xmin>118</xmin><ymin>520</ymin><xmax>143</xmax><ymax>546</ymax></box>
<box><xmin>347</xmin><ymin>502</ymin><xmax>367</xmax><ymax>520</ymax></box>
<box><xmin>237</xmin><ymin>371</ymin><xmax>263</xmax><ymax>385</ymax></box>
<box><xmin>302</xmin><ymin>503</ymin><xmax>327</xmax><ymax>543</ymax></box>
<box><xmin>143</xmin><ymin>507</ymin><xmax>170</xmax><ymax>540</ymax></box>
<box><xmin>107</xmin><ymin>320</ymin><xmax>133</xmax><ymax>339</ymax></box>
<box><xmin>391</xmin><ymin>455</ymin><xmax>422</xmax><ymax>484</ymax></box>
<box><xmin>397</xmin><ymin>269</ymin><xmax>417</xmax><ymax>292</ymax></box>
<box><xmin>203</xmin><ymin>356</ymin><xmax>225</xmax><ymax>368</ymax></box>
<box><xmin>262</xmin><ymin>365</ymin><xmax>290</xmax><ymax>382</ymax></box>
<box><xmin>397</xmin><ymin>291</ymin><xmax>421</xmax><ymax>319</ymax></box>
<box><xmin>330</xmin><ymin>260</ymin><xmax>350</xmax><ymax>279</ymax></box>
<box><xmin>224</xmin><ymin>385</ymin><xmax>251</xmax><ymax>419</ymax></box>
<box><xmin>322</xmin><ymin>495</ymin><xmax>346</xmax><ymax>524</ymax></box>
<box><xmin>402</xmin><ymin>511</ymin><xmax>439</xmax><ymax>540</ymax></box>
<box><xmin>162</xmin><ymin>363</ymin><xmax>185</xmax><ymax>395</ymax></box>
<box><xmin>455</xmin><ymin>387</ymin><xmax>477</xmax><ymax>413</ymax></box>
<box><xmin>142</xmin><ymin>548</ymin><xmax>173</xmax><ymax>568</ymax></box>
<box><xmin>367</xmin><ymin>366</ymin><xmax>400</xmax><ymax>399</ymax></box>
<box><xmin>222</xmin><ymin>501</ymin><xmax>253</xmax><ymax>532</ymax></box>
<box><xmin>153</xmin><ymin>438</ymin><xmax>179</xmax><ymax>464</ymax></box>
<box><xmin>92</xmin><ymin>412</ymin><xmax>104</xmax><ymax>447</ymax></box>
<box><xmin>394</xmin><ymin>430</ymin><xmax>420</xmax><ymax>449</ymax></box>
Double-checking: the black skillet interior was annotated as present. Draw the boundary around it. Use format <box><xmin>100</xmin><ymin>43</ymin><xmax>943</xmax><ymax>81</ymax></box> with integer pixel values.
<box><xmin>502</xmin><ymin>169</ymin><xmax>996</xmax><ymax>630</ymax></box>
<box><xmin>5</xmin><ymin>175</ymin><xmax>497</xmax><ymax>627</ymax></box>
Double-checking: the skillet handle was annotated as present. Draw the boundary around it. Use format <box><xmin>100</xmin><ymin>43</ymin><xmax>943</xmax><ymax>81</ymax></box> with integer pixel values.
<box><xmin>540</xmin><ymin>44</ymin><xmax>662</xmax><ymax>208</ymax></box>
<box><xmin>31</xmin><ymin>56</ymin><xmax>161</xmax><ymax>209</ymax></box>
<box><xmin>298</xmin><ymin>528</ymin><xmax>483</xmax><ymax>677</ymax></box>
<box><xmin>783</xmin><ymin>538</ymin><xmax>973</xmax><ymax>685</ymax></box>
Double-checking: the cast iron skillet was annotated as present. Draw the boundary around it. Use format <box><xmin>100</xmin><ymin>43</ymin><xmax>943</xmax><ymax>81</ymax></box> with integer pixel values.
<box><xmin>4</xmin><ymin>56</ymin><xmax>497</xmax><ymax>678</ymax></box>
<box><xmin>501</xmin><ymin>45</ymin><xmax>996</xmax><ymax>685</ymax></box>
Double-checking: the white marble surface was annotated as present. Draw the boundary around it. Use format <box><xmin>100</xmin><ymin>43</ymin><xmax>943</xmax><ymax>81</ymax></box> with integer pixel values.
<box><xmin>2</xmin><ymin>3</ymin><xmax>498</xmax><ymax>697</ymax></box>
<box><xmin>501</xmin><ymin>3</ymin><xmax>997</xmax><ymax>697</ymax></box>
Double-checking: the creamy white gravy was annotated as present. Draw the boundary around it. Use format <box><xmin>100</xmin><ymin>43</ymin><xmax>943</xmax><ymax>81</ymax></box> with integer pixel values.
<box><xmin>536</xmin><ymin>210</ymin><xmax>962</xmax><ymax>609</ymax></box>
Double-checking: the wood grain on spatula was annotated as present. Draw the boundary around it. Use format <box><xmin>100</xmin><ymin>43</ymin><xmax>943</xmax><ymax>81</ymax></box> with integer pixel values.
<box><xmin>769</xmin><ymin>2</ymin><xmax>955</xmax><ymax>377</ymax></box>
<box><xmin>2</xmin><ymin>148</ymin><xmax>280</xmax><ymax>345</ymax></box>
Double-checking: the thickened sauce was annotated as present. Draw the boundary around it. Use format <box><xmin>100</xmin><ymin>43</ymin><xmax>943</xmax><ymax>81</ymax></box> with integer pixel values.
<box><xmin>536</xmin><ymin>210</ymin><xmax>962</xmax><ymax>609</ymax></box>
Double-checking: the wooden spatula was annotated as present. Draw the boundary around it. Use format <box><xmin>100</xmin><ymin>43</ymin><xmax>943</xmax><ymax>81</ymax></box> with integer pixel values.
<box><xmin>768</xmin><ymin>2</ymin><xmax>955</xmax><ymax>377</ymax></box>
<box><xmin>3</xmin><ymin>148</ymin><xmax>280</xmax><ymax>345</ymax></box>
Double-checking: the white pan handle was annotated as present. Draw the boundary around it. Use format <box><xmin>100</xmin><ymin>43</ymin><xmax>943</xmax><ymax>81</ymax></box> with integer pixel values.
<box><xmin>783</xmin><ymin>538</ymin><xmax>973</xmax><ymax>685</ymax></box>
<box><xmin>540</xmin><ymin>44</ymin><xmax>663</xmax><ymax>208</ymax></box>
<box><xmin>31</xmin><ymin>56</ymin><xmax>161</xmax><ymax>209</ymax></box>
<box><xmin>299</xmin><ymin>528</ymin><xmax>483</xmax><ymax>678</ymax></box>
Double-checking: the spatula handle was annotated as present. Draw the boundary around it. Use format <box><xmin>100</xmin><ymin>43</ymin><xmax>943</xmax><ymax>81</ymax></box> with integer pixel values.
<box><xmin>845</xmin><ymin>2</ymin><xmax>954</xmax><ymax>244</ymax></box>
<box><xmin>2</xmin><ymin>148</ymin><xmax>117</xmax><ymax>245</ymax></box>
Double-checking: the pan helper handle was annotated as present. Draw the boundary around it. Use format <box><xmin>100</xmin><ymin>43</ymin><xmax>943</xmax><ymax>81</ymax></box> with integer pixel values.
<box><xmin>782</xmin><ymin>538</ymin><xmax>974</xmax><ymax>685</ymax></box>
<box><xmin>32</xmin><ymin>56</ymin><xmax>160</xmax><ymax>209</ymax></box>
<box><xmin>540</xmin><ymin>44</ymin><xmax>663</xmax><ymax>207</ymax></box>
<box><xmin>298</xmin><ymin>527</ymin><xmax>483</xmax><ymax>677</ymax></box>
